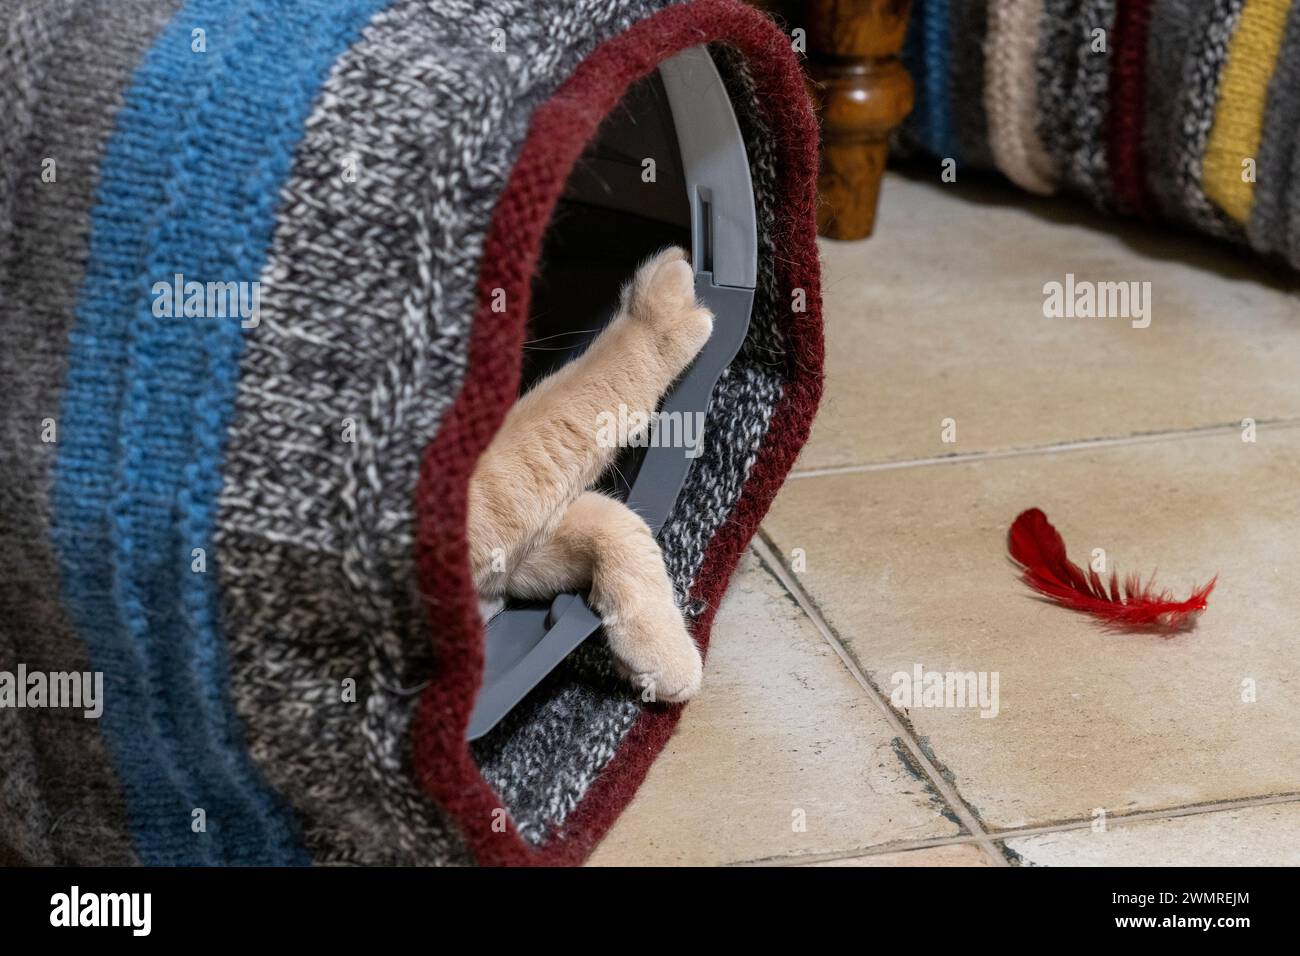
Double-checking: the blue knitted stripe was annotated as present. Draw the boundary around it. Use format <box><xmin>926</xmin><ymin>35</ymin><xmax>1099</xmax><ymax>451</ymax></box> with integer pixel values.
<box><xmin>900</xmin><ymin>3</ymin><xmax>927</xmax><ymax>146</ymax></box>
<box><xmin>901</xmin><ymin>0</ymin><xmax>960</xmax><ymax>163</ymax></box>
<box><xmin>922</xmin><ymin>0</ymin><xmax>957</xmax><ymax>163</ymax></box>
<box><xmin>51</xmin><ymin>0</ymin><xmax>395</xmax><ymax>865</ymax></box>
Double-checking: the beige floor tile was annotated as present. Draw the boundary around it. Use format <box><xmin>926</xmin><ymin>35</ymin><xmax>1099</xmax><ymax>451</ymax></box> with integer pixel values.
<box><xmin>1005</xmin><ymin>801</ymin><xmax>1300</xmax><ymax>866</ymax></box>
<box><xmin>587</xmin><ymin>551</ymin><xmax>962</xmax><ymax>866</ymax></box>
<box><xmin>763</xmin><ymin>429</ymin><xmax>1300</xmax><ymax>830</ymax></box>
<box><xmin>806</xmin><ymin>843</ymin><xmax>991</xmax><ymax>867</ymax></box>
<box><xmin>801</xmin><ymin>171</ymin><xmax>1300</xmax><ymax>472</ymax></box>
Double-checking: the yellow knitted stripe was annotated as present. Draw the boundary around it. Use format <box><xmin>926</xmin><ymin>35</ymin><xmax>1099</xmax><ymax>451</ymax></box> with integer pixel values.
<box><xmin>1203</xmin><ymin>0</ymin><xmax>1291</xmax><ymax>223</ymax></box>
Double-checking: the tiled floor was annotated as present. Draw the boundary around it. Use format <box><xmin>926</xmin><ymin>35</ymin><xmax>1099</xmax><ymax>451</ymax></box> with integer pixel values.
<box><xmin>588</xmin><ymin>170</ymin><xmax>1300</xmax><ymax>866</ymax></box>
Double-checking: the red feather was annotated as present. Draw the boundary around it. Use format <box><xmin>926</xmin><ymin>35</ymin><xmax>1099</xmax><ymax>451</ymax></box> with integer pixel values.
<box><xmin>1008</xmin><ymin>508</ymin><xmax>1215</xmax><ymax>631</ymax></box>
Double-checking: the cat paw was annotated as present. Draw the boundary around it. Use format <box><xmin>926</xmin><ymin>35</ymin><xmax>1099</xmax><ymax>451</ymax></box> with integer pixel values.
<box><xmin>609</xmin><ymin>600</ymin><xmax>704</xmax><ymax>704</ymax></box>
<box><xmin>624</xmin><ymin>246</ymin><xmax>714</xmax><ymax>373</ymax></box>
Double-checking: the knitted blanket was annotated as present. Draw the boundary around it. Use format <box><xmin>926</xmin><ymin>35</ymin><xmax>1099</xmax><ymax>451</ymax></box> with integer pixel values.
<box><xmin>901</xmin><ymin>0</ymin><xmax>1300</xmax><ymax>266</ymax></box>
<box><xmin>0</xmin><ymin>0</ymin><xmax>822</xmax><ymax>865</ymax></box>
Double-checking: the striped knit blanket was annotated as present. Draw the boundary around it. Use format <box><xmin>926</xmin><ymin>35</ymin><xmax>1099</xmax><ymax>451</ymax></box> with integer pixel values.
<box><xmin>0</xmin><ymin>0</ymin><xmax>822</xmax><ymax>865</ymax></box>
<box><xmin>902</xmin><ymin>0</ymin><xmax>1300</xmax><ymax>265</ymax></box>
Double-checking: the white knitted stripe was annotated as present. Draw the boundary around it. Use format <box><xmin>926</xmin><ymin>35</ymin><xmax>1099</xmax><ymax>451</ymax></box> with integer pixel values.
<box><xmin>984</xmin><ymin>0</ymin><xmax>1059</xmax><ymax>194</ymax></box>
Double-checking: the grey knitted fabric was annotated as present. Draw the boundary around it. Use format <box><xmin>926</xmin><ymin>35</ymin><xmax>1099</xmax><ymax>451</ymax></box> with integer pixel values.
<box><xmin>1144</xmin><ymin>0</ymin><xmax>1199</xmax><ymax>217</ymax></box>
<box><xmin>0</xmin><ymin>0</ymin><xmax>181</xmax><ymax>865</ymax></box>
<box><xmin>1067</xmin><ymin>0</ymin><xmax>1116</xmax><ymax>206</ymax></box>
<box><xmin>950</xmin><ymin>0</ymin><xmax>994</xmax><ymax>169</ymax></box>
<box><xmin>1</xmin><ymin>0</ymin><xmax>804</xmax><ymax>865</ymax></box>
<box><xmin>214</xmin><ymin>0</ymin><xmax>798</xmax><ymax>863</ymax></box>
<box><xmin>1034</xmin><ymin>0</ymin><xmax>1115</xmax><ymax>207</ymax></box>
<box><xmin>0</xmin><ymin>0</ymin><xmax>81</xmax><ymax>868</ymax></box>
<box><xmin>473</xmin><ymin>43</ymin><xmax>785</xmax><ymax>846</ymax></box>
<box><xmin>1036</xmin><ymin>0</ymin><xmax>1081</xmax><ymax>181</ymax></box>
<box><xmin>1251</xmin><ymin>2</ymin><xmax>1300</xmax><ymax>264</ymax></box>
<box><xmin>1146</xmin><ymin>0</ymin><xmax>1246</xmax><ymax>238</ymax></box>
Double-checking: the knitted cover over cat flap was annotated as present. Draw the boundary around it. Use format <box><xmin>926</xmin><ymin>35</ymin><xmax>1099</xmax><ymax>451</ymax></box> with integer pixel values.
<box><xmin>0</xmin><ymin>0</ymin><xmax>823</xmax><ymax>865</ymax></box>
<box><xmin>467</xmin><ymin>46</ymin><xmax>758</xmax><ymax>742</ymax></box>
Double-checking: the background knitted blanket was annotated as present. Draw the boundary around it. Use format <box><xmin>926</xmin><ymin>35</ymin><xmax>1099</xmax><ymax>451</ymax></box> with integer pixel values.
<box><xmin>900</xmin><ymin>0</ymin><xmax>1300</xmax><ymax>266</ymax></box>
<box><xmin>0</xmin><ymin>0</ymin><xmax>822</xmax><ymax>865</ymax></box>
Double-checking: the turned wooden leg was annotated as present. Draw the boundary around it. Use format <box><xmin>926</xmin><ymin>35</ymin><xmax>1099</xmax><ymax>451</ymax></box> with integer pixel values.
<box><xmin>803</xmin><ymin>0</ymin><xmax>914</xmax><ymax>240</ymax></box>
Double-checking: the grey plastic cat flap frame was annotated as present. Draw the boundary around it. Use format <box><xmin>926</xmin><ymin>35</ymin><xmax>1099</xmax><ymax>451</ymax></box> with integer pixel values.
<box><xmin>466</xmin><ymin>46</ymin><xmax>757</xmax><ymax>741</ymax></box>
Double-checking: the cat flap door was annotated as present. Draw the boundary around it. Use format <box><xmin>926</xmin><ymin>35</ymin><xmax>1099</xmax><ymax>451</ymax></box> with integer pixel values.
<box><xmin>466</xmin><ymin>45</ymin><xmax>757</xmax><ymax>742</ymax></box>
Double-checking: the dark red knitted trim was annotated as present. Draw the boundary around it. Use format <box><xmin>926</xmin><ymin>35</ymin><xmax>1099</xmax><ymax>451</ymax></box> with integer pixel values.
<box><xmin>1107</xmin><ymin>0</ymin><xmax>1155</xmax><ymax>217</ymax></box>
<box><xmin>409</xmin><ymin>0</ymin><xmax>823</xmax><ymax>866</ymax></box>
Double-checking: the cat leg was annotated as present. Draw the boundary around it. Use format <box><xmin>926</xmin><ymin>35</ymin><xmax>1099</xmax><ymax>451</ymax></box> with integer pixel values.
<box><xmin>504</xmin><ymin>491</ymin><xmax>703</xmax><ymax>703</ymax></box>
<box><xmin>468</xmin><ymin>246</ymin><xmax>712</xmax><ymax>593</ymax></box>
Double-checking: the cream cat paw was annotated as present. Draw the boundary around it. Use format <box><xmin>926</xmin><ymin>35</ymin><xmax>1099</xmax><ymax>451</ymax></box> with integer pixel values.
<box><xmin>608</xmin><ymin>598</ymin><xmax>704</xmax><ymax>703</ymax></box>
<box><xmin>624</xmin><ymin>246</ymin><xmax>714</xmax><ymax>373</ymax></box>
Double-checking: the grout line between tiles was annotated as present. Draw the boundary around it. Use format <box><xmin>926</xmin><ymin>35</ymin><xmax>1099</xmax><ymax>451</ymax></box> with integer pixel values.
<box><xmin>730</xmin><ymin>784</ymin><xmax>1300</xmax><ymax>866</ymax></box>
<box><xmin>729</xmin><ymin>832</ymin><xmax>991</xmax><ymax>867</ymax></box>
<box><xmin>788</xmin><ymin>418</ymin><xmax>1300</xmax><ymax>480</ymax></box>
<box><xmin>750</xmin><ymin>531</ymin><xmax>1008</xmax><ymax>867</ymax></box>
<box><xmin>980</xmin><ymin>791</ymin><xmax>1300</xmax><ymax>842</ymax></box>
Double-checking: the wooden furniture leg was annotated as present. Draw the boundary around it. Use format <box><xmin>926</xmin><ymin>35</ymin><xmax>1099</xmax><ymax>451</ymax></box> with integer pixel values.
<box><xmin>802</xmin><ymin>0</ymin><xmax>915</xmax><ymax>240</ymax></box>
